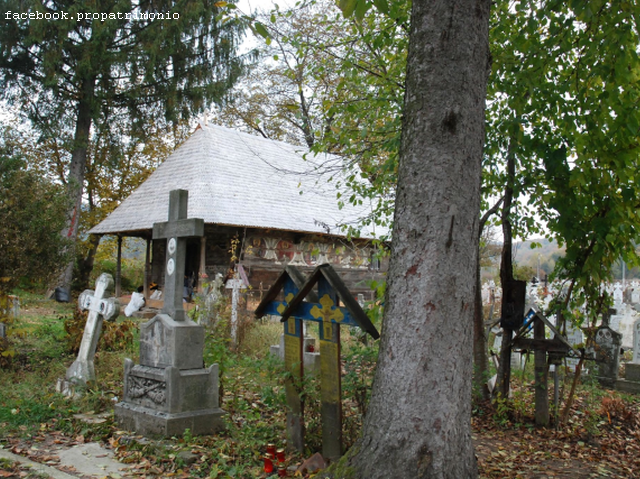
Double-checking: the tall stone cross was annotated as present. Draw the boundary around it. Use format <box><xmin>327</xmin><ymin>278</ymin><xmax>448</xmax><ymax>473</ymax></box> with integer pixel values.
<box><xmin>152</xmin><ymin>189</ymin><xmax>204</xmax><ymax>321</ymax></box>
<box><xmin>63</xmin><ymin>273</ymin><xmax>120</xmax><ymax>390</ymax></box>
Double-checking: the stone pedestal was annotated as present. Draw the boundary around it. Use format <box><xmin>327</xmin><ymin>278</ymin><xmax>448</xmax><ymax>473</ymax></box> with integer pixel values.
<box><xmin>616</xmin><ymin>363</ymin><xmax>640</xmax><ymax>394</ymax></box>
<box><xmin>115</xmin><ymin>314</ymin><xmax>225</xmax><ymax>436</ymax></box>
<box><xmin>270</xmin><ymin>333</ymin><xmax>321</xmax><ymax>374</ymax></box>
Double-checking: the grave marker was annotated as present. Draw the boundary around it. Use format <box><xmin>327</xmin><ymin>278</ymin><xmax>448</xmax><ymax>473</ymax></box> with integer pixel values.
<box><xmin>57</xmin><ymin>273</ymin><xmax>120</xmax><ymax>396</ymax></box>
<box><xmin>115</xmin><ymin>190</ymin><xmax>224</xmax><ymax>436</ymax></box>
<box><xmin>594</xmin><ymin>309</ymin><xmax>622</xmax><ymax>389</ymax></box>
<box><xmin>256</xmin><ymin>264</ymin><xmax>379</xmax><ymax>462</ymax></box>
<box><xmin>226</xmin><ymin>271</ymin><xmax>248</xmax><ymax>346</ymax></box>
<box><xmin>634</xmin><ymin>319</ymin><xmax>640</xmax><ymax>364</ymax></box>
<box><xmin>256</xmin><ymin>266</ymin><xmax>315</xmax><ymax>452</ymax></box>
<box><xmin>616</xmin><ymin>318</ymin><xmax>640</xmax><ymax>394</ymax></box>
<box><xmin>512</xmin><ymin>308</ymin><xmax>574</xmax><ymax>426</ymax></box>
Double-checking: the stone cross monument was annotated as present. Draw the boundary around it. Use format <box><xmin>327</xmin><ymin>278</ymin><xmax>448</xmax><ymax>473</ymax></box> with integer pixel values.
<box><xmin>115</xmin><ymin>189</ymin><xmax>225</xmax><ymax>436</ymax></box>
<box><xmin>594</xmin><ymin>308</ymin><xmax>622</xmax><ymax>389</ymax></box>
<box><xmin>57</xmin><ymin>273</ymin><xmax>120</xmax><ymax>396</ymax></box>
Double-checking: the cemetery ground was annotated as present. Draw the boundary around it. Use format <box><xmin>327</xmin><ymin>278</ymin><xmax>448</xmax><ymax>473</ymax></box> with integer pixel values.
<box><xmin>1</xmin><ymin>294</ymin><xmax>640</xmax><ymax>479</ymax></box>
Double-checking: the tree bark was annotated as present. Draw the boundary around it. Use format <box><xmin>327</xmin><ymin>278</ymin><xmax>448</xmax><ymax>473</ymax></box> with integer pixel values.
<box><xmin>333</xmin><ymin>1</ymin><xmax>491</xmax><ymax>477</ymax></box>
<box><xmin>495</xmin><ymin>142</ymin><xmax>516</xmax><ymax>399</ymax></box>
<box><xmin>474</xmin><ymin>198</ymin><xmax>504</xmax><ymax>401</ymax></box>
<box><xmin>60</xmin><ymin>77</ymin><xmax>96</xmax><ymax>291</ymax></box>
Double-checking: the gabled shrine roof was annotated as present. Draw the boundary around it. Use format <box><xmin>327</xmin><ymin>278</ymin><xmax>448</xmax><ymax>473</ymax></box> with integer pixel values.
<box><xmin>89</xmin><ymin>124</ymin><xmax>388</xmax><ymax>239</ymax></box>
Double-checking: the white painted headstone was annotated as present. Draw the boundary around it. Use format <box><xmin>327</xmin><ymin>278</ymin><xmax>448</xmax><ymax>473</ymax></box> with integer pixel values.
<box><xmin>565</xmin><ymin>323</ymin><xmax>584</xmax><ymax>372</ymax></box>
<box><xmin>226</xmin><ymin>276</ymin><xmax>247</xmax><ymax>346</ymax></box>
<box><xmin>492</xmin><ymin>332</ymin><xmax>502</xmax><ymax>352</ymax></box>
<box><xmin>614</xmin><ymin>283</ymin><xmax>623</xmax><ymax>305</ymax></box>
<box><xmin>59</xmin><ymin>273</ymin><xmax>120</xmax><ymax>394</ymax></box>
<box><xmin>633</xmin><ymin>319</ymin><xmax>640</xmax><ymax>364</ymax></box>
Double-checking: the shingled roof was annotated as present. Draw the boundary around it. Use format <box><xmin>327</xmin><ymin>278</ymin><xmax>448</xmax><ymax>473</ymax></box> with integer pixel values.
<box><xmin>89</xmin><ymin>124</ymin><xmax>387</xmax><ymax>239</ymax></box>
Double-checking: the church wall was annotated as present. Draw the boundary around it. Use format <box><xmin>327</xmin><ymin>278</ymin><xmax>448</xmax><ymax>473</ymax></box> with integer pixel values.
<box><xmin>150</xmin><ymin>225</ymin><xmax>387</xmax><ymax>303</ymax></box>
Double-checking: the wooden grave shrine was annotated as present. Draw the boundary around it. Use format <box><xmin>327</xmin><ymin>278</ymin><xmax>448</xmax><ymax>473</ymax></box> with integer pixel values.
<box><xmin>255</xmin><ymin>264</ymin><xmax>380</xmax><ymax>462</ymax></box>
<box><xmin>511</xmin><ymin>307</ymin><xmax>576</xmax><ymax>426</ymax></box>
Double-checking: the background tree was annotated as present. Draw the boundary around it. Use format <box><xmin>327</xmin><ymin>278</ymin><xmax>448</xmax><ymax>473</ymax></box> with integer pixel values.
<box><xmin>0</xmin><ymin>0</ymin><xmax>248</xmax><ymax>290</ymax></box>
<box><xmin>214</xmin><ymin>0</ymin><xmax>407</xmax><ymax>231</ymax></box>
<box><xmin>0</xmin><ymin>126</ymin><xmax>71</xmax><ymax>293</ymax></box>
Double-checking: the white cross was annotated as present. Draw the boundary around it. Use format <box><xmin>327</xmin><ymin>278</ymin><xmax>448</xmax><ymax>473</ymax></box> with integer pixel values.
<box><xmin>65</xmin><ymin>273</ymin><xmax>120</xmax><ymax>387</ymax></box>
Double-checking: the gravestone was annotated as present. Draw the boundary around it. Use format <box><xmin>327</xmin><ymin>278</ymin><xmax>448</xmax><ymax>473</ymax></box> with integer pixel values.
<box><xmin>565</xmin><ymin>323</ymin><xmax>584</xmax><ymax>372</ymax></box>
<box><xmin>199</xmin><ymin>273</ymin><xmax>224</xmax><ymax>327</ymax></box>
<box><xmin>634</xmin><ymin>319</ymin><xmax>640</xmax><ymax>364</ymax></box>
<box><xmin>115</xmin><ymin>190</ymin><xmax>225</xmax><ymax>436</ymax></box>
<box><xmin>616</xmin><ymin>318</ymin><xmax>640</xmax><ymax>394</ymax></box>
<box><xmin>613</xmin><ymin>283</ymin><xmax>623</xmax><ymax>305</ymax></box>
<box><xmin>56</xmin><ymin>273</ymin><xmax>120</xmax><ymax>396</ymax></box>
<box><xmin>270</xmin><ymin>333</ymin><xmax>321</xmax><ymax>373</ymax></box>
<box><xmin>225</xmin><ymin>274</ymin><xmax>248</xmax><ymax>346</ymax></box>
<box><xmin>594</xmin><ymin>309</ymin><xmax>622</xmax><ymax>388</ymax></box>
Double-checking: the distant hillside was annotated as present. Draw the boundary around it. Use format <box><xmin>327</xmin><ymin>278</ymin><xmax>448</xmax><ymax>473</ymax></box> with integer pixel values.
<box><xmin>514</xmin><ymin>238</ymin><xmax>564</xmax><ymax>274</ymax></box>
<box><xmin>481</xmin><ymin>237</ymin><xmax>564</xmax><ymax>281</ymax></box>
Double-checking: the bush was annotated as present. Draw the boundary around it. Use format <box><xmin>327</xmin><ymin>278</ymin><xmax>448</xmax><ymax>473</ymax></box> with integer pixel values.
<box><xmin>0</xmin><ymin>155</ymin><xmax>71</xmax><ymax>293</ymax></box>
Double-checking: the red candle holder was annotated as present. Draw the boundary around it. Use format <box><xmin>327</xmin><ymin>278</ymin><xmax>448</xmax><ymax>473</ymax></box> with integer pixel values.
<box><xmin>276</xmin><ymin>448</ymin><xmax>285</xmax><ymax>463</ymax></box>
<box><xmin>266</xmin><ymin>443</ymin><xmax>276</xmax><ymax>456</ymax></box>
<box><xmin>278</xmin><ymin>466</ymin><xmax>288</xmax><ymax>477</ymax></box>
<box><xmin>263</xmin><ymin>453</ymin><xmax>274</xmax><ymax>474</ymax></box>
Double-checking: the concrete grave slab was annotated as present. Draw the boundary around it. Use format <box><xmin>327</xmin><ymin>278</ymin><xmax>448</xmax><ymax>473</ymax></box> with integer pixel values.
<box><xmin>57</xmin><ymin>442</ymin><xmax>131</xmax><ymax>478</ymax></box>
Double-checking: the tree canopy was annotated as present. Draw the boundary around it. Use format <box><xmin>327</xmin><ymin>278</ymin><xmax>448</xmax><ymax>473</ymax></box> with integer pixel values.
<box><xmin>221</xmin><ymin>0</ymin><xmax>640</xmax><ymax>321</ymax></box>
<box><xmin>0</xmin><ymin>0</ymin><xmax>249</xmax><ymax>289</ymax></box>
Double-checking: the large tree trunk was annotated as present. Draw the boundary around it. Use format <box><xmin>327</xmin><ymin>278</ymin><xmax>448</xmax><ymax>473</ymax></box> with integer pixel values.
<box><xmin>60</xmin><ymin>77</ymin><xmax>96</xmax><ymax>291</ymax></box>
<box><xmin>333</xmin><ymin>1</ymin><xmax>491</xmax><ymax>477</ymax></box>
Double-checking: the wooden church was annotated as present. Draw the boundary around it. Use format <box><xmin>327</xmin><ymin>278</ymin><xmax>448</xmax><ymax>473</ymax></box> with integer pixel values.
<box><xmin>89</xmin><ymin>124</ymin><xmax>389</xmax><ymax>304</ymax></box>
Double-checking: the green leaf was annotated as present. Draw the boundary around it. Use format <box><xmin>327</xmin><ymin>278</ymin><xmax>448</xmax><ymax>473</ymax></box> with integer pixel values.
<box><xmin>254</xmin><ymin>22</ymin><xmax>270</xmax><ymax>40</ymax></box>
<box><xmin>372</xmin><ymin>0</ymin><xmax>390</xmax><ymax>15</ymax></box>
<box><xmin>339</xmin><ymin>0</ymin><xmax>358</xmax><ymax>18</ymax></box>
<box><xmin>355</xmin><ymin>0</ymin><xmax>371</xmax><ymax>21</ymax></box>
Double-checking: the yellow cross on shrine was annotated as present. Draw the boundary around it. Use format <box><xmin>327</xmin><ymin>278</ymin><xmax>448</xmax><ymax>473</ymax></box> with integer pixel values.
<box><xmin>277</xmin><ymin>293</ymin><xmax>295</xmax><ymax>315</ymax></box>
<box><xmin>278</xmin><ymin>293</ymin><xmax>298</xmax><ymax>335</ymax></box>
<box><xmin>311</xmin><ymin>294</ymin><xmax>344</xmax><ymax>340</ymax></box>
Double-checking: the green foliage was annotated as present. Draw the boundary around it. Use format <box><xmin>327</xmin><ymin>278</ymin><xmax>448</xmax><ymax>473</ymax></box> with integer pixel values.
<box><xmin>0</xmin><ymin>137</ymin><xmax>71</xmax><ymax>292</ymax></box>
<box><xmin>63</xmin><ymin>309</ymin><xmax>135</xmax><ymax>354</ymax></box>
<box><xmin>341</xmin><ymin>338</ymin><xmax>378</xmax><ymax>447</ymax></box>
<box><xmin>487</xmin><ymin>0</ymin><xmax>640</xmax><ymax>321</ymax></box>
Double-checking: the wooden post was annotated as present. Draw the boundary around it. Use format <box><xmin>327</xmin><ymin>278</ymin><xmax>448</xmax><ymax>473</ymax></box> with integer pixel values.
<box><xmin>282</xmin><ymin>278</ymin><xmax>304</xmax><ymax>452</ymax></box>
<box><xmin>144</xmin><ymin>237</ymin><xmax>151</xmax><ymax>301</ymax></box>
<box><xmin>534</xmin><ymin>318</ymin><xmax>549</xmax><ymax>426</ymax></box>
<box><xmin>284</xmin><ymin>316</ymin><xmax>304</xmax><ymax>452</ymax></box>
<box><xmin>115</xmin><ymin>235</ymin><xmax>122</xmax><ymax>298</ymax></box>
<box><xmin>318</xmin><ymin>276</ymin><xmax>342</xmax><ymax>461</ymax></box>
<box><xmin>198</xmin><ymin>236</ymin><xmax>207</xmax><ymax>293</ymax></box>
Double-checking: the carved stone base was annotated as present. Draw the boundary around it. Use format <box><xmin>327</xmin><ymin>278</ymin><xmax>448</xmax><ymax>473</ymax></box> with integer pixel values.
<box><xmin>114</xmin><ymin>402</ymin><xmax>225</xmax><ymax>437</ymax></box>
<box><xmin>114</xmin><ymin>359</ymin><xmax>225</xmax><ymax>437</ymax></box>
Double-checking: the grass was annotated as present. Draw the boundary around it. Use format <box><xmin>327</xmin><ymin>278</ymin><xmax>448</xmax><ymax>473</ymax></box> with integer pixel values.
<box><xmin>2</xmin><ymin>291</ymin><xmax>640</xmax><ymax>478</ymax></box>
<box><xmin>0</xmin><ymin>292</ymin><xmax>379</xmax><ymax>478</ymax></box>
